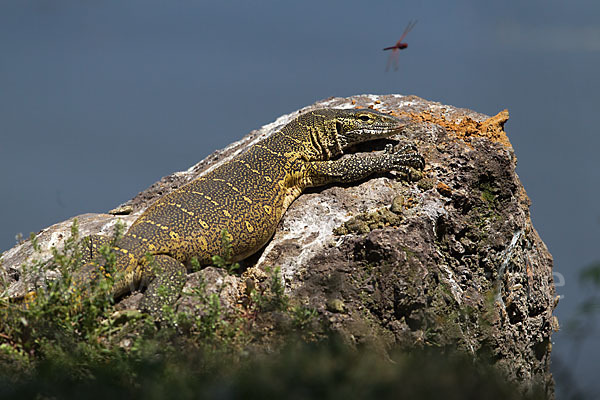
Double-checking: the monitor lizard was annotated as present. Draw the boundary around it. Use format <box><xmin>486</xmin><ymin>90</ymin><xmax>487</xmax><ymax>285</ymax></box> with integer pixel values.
<box><xmin>22</xmin><ymin>108</ymin><xmax>425</xmax><ymax>317</ymax></box>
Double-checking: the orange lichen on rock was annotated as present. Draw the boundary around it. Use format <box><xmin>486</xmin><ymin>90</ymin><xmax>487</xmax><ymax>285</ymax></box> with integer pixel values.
<box><xmin>393</xmin><ymin>109</ymin><xmax>511</xmax><ymax>148</ymax></box>
<box><xmin>436</xmin><ymin>182</ymin><xmax>452</xmax><ymax>197</ymax></box>
<box><xmin>478</xmin><ymin>110</ymin><xmax>511</xmax><ymax>147</ymax></box>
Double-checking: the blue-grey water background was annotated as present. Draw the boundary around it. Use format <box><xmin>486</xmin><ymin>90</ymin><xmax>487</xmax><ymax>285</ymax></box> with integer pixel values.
<box><xmin>1</xmin><ymin>1</ymin><xmax>598</xmax><ymax>396</ymax></box>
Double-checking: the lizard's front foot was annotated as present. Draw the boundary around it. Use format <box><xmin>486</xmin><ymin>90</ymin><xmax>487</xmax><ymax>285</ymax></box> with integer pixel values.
<box><xmin>391</xmin><ymin>149</ymin><xmax>425</xmax><ymax>171</ymax></box>
<box><xmin>384</xmin><ymin>143</ymin><xmax>424</xmax><ymax>171</ymax></box>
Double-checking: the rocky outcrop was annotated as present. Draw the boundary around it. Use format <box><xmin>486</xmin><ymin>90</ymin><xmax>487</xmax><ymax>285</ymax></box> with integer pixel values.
<box><xmin>0</xmin><ymin>94</ymin><xmax>556</xmax><ymax>396</ymax></box>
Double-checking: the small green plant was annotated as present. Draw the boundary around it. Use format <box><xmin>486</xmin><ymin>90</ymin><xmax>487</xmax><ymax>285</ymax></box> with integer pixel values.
<box><xmin>189</xmin><ymin>256</ymin><xmax>202</xmax><ymax>272</ymax></box>
<box><xmin>174</xmin><ymin>274</ymin><xmax>246</xmax><ymax>350</ymax></box>
<box><xmin>250</xmin><ymin>266</ymin><xmax>289</xmax><ymax>312</ymax></box>
<box><xmin>211</xmin><ymin>229</ymin><xmax>240</xmax><ymax>274</ymax></box>
<box><xmin>290</xmin><ymin>305</ymin><xmax>318</xmax><ymax>330</ymax></box>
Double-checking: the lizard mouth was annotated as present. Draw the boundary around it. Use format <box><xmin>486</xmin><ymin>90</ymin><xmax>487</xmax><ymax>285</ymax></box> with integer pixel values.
<box><xmin>339</xmin><ymin>118</ymin><xmax>406</xmax><ymax>149</ymax></box>
<box><xmin>353</xmin><ymin>123</ymin><xmax>404</xmax><ymax>139</ymax></box>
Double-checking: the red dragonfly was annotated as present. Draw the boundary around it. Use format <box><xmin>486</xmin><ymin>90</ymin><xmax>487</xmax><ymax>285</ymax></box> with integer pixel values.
<box><xmin>383</xmin><ymin>20</ymin><xmax>417</xmax><ymax>71</ymax></box>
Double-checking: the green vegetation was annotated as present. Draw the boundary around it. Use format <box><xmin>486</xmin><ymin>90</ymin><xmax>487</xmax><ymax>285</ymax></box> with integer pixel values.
<box><xmin>250</xmin><ymin>266</ymin><xmax>288</xmax><ymax>312</ymax></box>
<box><xmin>0</xmin><ymin>335</ymin><xmax>547</xmax><ymax>400</ymax></box>
<box><xmin>0</xmin><ymin>221</ymin><xmax>321</xmax><ymax>396</ymax></box>
<box><xmin>0</xmin><ymin>221</ymin><xmax>546</xmax><ymax>399</ymax></box>
<box><xmin>479</xmin><ymin>180</ymin><xmax>497</xmax><ymax>204</ymax></box>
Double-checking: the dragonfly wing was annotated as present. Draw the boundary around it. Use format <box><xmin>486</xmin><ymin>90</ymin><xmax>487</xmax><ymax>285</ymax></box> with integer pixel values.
<box><xmin>385</xmin><ymin>49</ymin><xmax>400</xmax><ymax>72</ymax></box>
<box><xmin>398</xmin><ymin>19</ymin><xmax>417</xmax><ymax>43</ymax></box>
<box><xmin>392</xmin><ymin>50</ymin><xmax>400</xmax><ymax>71</ymax></box>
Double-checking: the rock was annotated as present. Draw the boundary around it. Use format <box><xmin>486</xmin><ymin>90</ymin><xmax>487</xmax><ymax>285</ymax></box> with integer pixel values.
<box><xmin>0</xmin><ymin>94</ymin><xmax>556</xmax><ymax>397</ymax></box>
<box><xmin>390</xmin><ymin>195</ymin><xmax>405</xmax><ymax>214</ymax></box>
<box><xmin>327</xmin><ymin>298</ymin><xmax>346</xmax><ymax>313</ymax></box>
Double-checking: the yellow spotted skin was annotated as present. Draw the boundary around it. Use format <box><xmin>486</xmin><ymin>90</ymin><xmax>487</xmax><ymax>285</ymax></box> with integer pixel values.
<box><xmin>75</xmin><ymin>108</ymin><xmax>425</xmax><ymax>316</ymax></box>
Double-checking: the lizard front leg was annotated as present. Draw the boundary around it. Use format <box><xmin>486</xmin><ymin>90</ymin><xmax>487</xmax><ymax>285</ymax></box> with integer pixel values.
<box><xmin>305</xmin><ymin>149</ymin><xmax>424</xmax><ymax>186</ymax></box>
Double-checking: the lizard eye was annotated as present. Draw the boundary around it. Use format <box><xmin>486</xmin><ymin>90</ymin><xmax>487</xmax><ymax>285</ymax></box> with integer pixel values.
<box><xmin>358</xmin><ymin>114</ymin><xmax>371</xmax><ymax>122</ymax></box>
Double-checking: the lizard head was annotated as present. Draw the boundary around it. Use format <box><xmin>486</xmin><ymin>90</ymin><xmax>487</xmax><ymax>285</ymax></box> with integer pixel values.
<box><xmin>292</xmin><ymin>108</ymin><xmax>411</xmax><ymax>160</ymax></box>
<box><xmin>331</xmin><ymin>108</ymin><xmax>410</xmax><ymax>149</ymax></box>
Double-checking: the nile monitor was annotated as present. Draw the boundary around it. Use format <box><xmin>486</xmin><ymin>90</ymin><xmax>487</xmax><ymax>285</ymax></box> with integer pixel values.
<box><xmin>27</xmin><ymin>108</ymin><xmax>425</xmax><ymax>316</ymax></box>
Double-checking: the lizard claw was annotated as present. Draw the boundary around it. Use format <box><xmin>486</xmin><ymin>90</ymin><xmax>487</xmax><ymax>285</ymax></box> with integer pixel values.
<box><xmin>413</xmin><ymin>153</ymin><xmax>425</xmax><ymax>170</ymax></box>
